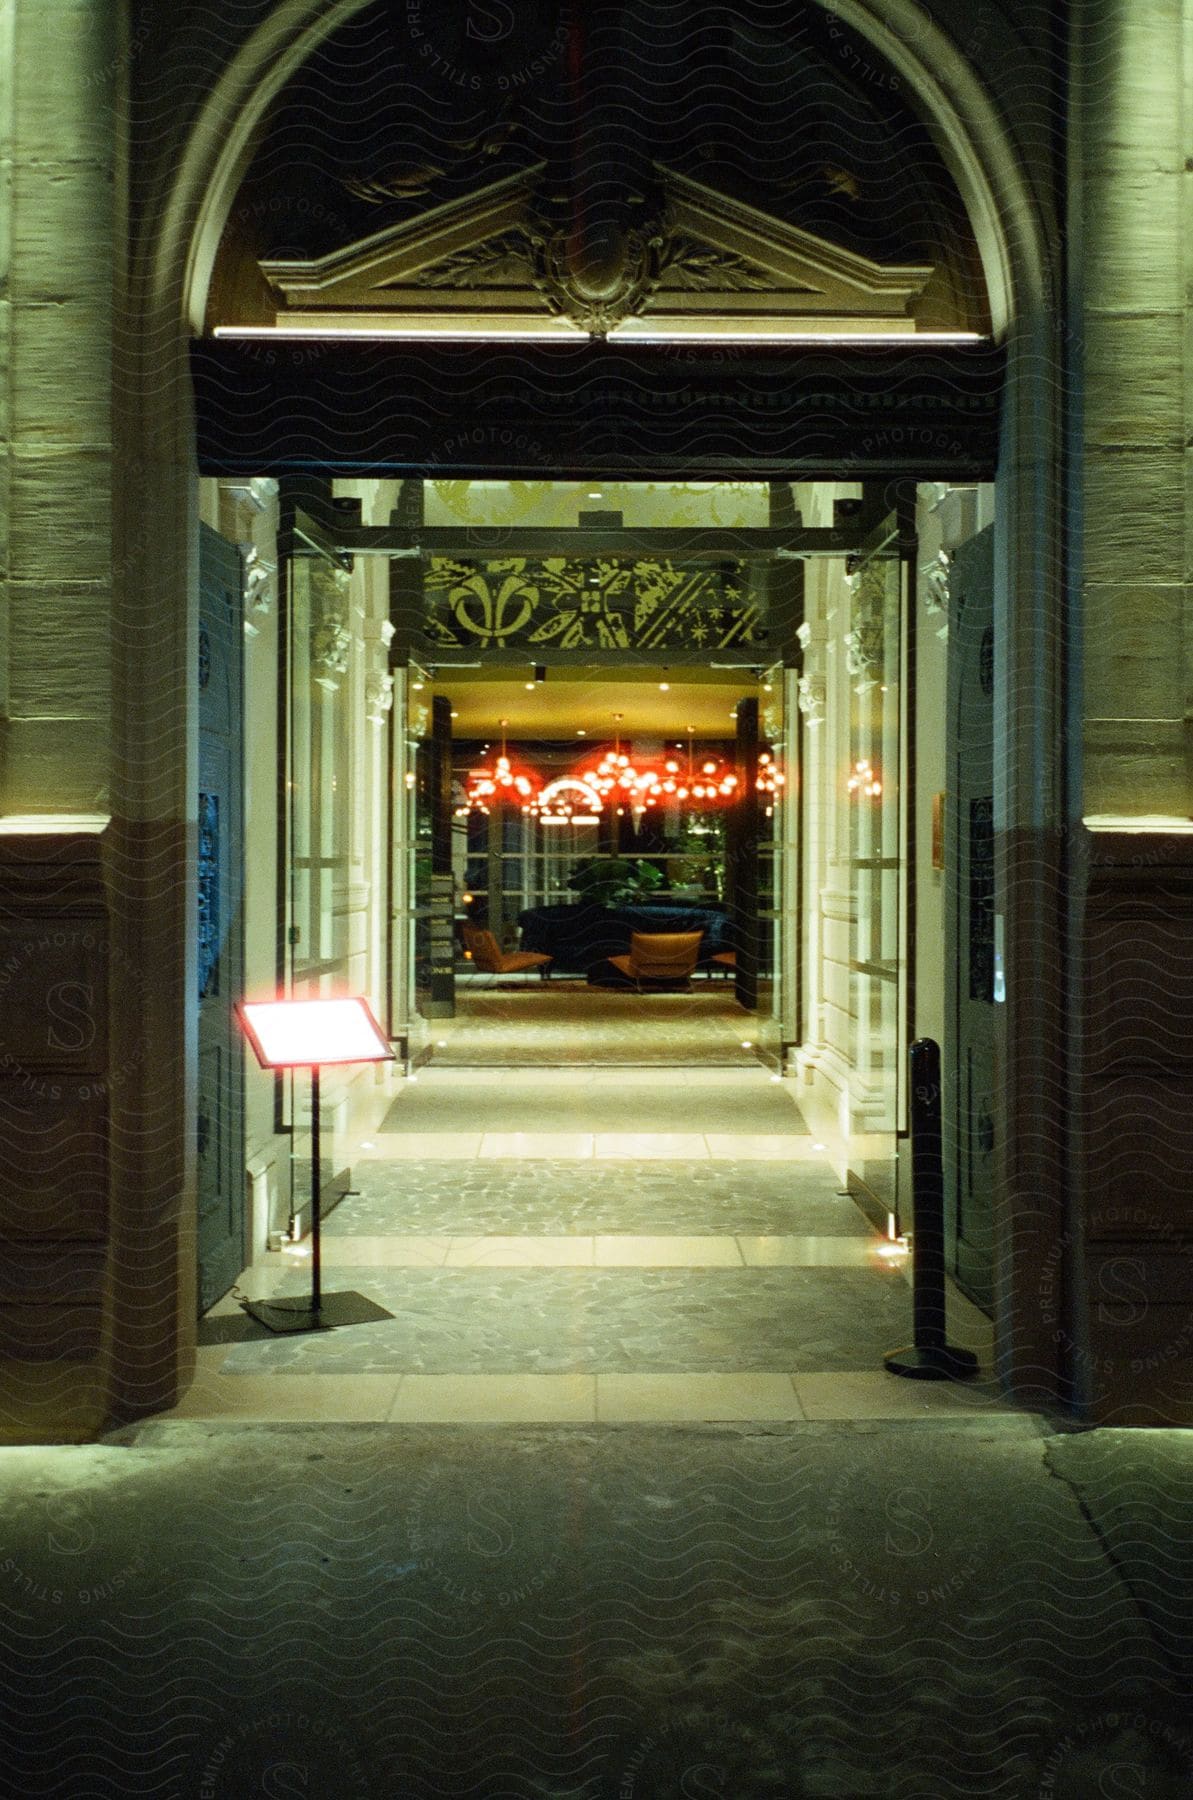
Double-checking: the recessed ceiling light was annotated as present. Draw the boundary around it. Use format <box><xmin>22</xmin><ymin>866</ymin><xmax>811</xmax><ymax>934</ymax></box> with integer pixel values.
<box><xmin>659</xmin><ymin>682</ymin><xmax>670</xmax><ymax>692</ymax></box>
<box><xmin>450</xmin><ymin>710</ymin><xmax>459</xmax><ymax>718</ymax></box>
<box><xmin>525</xmin><ymin>682</ymin><xmax>535</xmax><ymax>691</ymax></box>
<box><xmin>588</xmin><ymin>490</ymin><xmax>603</xmax><ymax>500</ymax></box>
<box><xmin>577</xmin><ymin>729</ymin><xmax>587</xmax><ymax>736</ymax></box>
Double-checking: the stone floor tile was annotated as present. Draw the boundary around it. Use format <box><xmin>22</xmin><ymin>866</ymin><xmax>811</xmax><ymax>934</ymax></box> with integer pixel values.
<box><xmin>389</xmin><ymin>1374</ymin><xmax>596</xmax><ymax>1423</ymax></box>
<box><xmin>317</xmin><ymin>1237</ymin><xmax>452</xmax><ymax>1267</ymax></box>
<box><xmin>593</xmin><ymin>1235</ymin><xmax>743</xmax><ymax>1267</ymax></box>
<box><xmin>792</xmin><ymin>1371</ymin><xmax>1014</xmax><ymax>1420</ymax></box>
<box><xmin>380</xmin><ymin>1134</ymin><xmax>484</xmax><ymax>1159</ymax></box>
<box><xmin>594</xmin><ymin>1133</ymin><xmax>710</xmax><ymax>1158</ymax></box>
<box><xmin>443</xmin><ymin>1236</ymin><xmax>594</xmax><ymax>1267</ymax></box>
<box><xmin>164</xmin><ymin>1374</ymin><xmax>402</xmax><ymax>1422</ymax></box>
<box><xmin>705</xmin><ymin>1134</ymin><xmax>817</xmax><ymax>1160</ymax></box>
<box><xmin>596</xmin><ymin>1374</ymin><xmax>804</xmax><ymax>1421</ymax></box>
<box><xmin>479</xmin><ymin>1132</ymin><xmax>595</xmax><ymax>1157</ymax></box>
<box><xmin>738</xmin><ymin>1235</ymin><xmax>883</xmax><ymax>1267</ymax></box>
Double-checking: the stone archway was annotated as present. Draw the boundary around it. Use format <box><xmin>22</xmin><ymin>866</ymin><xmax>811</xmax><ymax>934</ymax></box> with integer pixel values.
<box><xmin>112</xmin><ymin>0</ymin><xmax>1065</xmax><ymax>1416</ymax></box>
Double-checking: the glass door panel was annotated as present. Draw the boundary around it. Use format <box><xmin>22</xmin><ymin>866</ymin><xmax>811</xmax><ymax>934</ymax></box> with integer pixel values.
<box><xmin>846</xmin><ymin>550</ymin><xmax>906</xmax><ymax>1219</ymax></box>
<box><xmin>283</xmin><ymin>554</ymin><xmax>354</xmax><ymax>1215</ymax></box>
<box><xmin>754</xmin><ymin>662</ymin><xmax>787</xmax><ymax>1066</ymax></box>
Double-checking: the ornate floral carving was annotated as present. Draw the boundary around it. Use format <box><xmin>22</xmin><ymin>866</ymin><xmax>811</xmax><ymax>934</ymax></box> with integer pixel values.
<box><xmin>307</xmin><ymin>566</ymin><xmax>352</xmax><ymax>683</ymax></box>
<box><xmin>529</xmin><ymin>218</ymin><xmax>666</xmax><ymax>338</ymax></box>
<box><xmin>919</xmin><ymin>548</ymin><xmax>951</xmax><ymax>641</ymax></box>
<box><xmin>797</xmin><ymin>674</ymin><xmax>826</xmax><ymax>725</ymax></box>
<box><xmin>921</xmin><ymin>548</ymin><xmax>951</xmax><ymax>615</ymax></box>
<box><xmin>365</xmin><ymin>671</ymin><xmax>395</xmax><ymax>725</ymax></box>
<box><xmin>415</xmin><ymin>232</ymin><xmax>531</xmax><ymax>288</ymax></box>
<box><xmin>845</xmin><ymin>560</ymin><xmax>888</xmax><ymax>692</ymax></box>
<box><xmin>655</xmin><ymin>235</ymin><xmax>774</xmax><ymax>293</ymax></box>
<box><xmin>312</xmin><ymin>614</ymin><xmax>350</xmax><ymax>675</ymax></box>
<box><xmin>241</xmin><ymin>544</ymin><xmax>275</xmax><ymax>617</ymax></box>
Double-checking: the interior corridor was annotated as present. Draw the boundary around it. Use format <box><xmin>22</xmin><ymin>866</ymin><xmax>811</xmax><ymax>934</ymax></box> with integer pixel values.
<box><xmin>178</xmin><ymin>1002</ymin><xmax>1001</xmax><ymax>1425</ymax></box>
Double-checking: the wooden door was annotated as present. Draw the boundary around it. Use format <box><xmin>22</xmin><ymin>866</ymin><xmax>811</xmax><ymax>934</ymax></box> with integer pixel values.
<box><xmin>944</xmin><ymin>524</ymin><xmax>996</xmax><ymax>1310</ymax></box>
<box><xmin>197</xmin><ymin>524</ymin><xmax>246</xmax><ymax>1312</ymax></box>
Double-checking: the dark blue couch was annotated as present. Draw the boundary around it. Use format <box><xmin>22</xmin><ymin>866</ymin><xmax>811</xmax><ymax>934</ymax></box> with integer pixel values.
<box><xmin>517</xmin><ymin>901</ymin><xmax>732</xmax><ymax>976</ymax></box>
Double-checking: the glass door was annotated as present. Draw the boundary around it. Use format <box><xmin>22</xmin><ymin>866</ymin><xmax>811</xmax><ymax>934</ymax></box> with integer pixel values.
<box><xmin>754</xmin><ymin>662</ymin><xmax>789</xmax><ymax>1066</ymax></box>
<box><xmin>845</xmin><ymin>547</ymin><xmax>907</xmax><ymax>1221</ymax></box>
<box><xmin>282</xmin><ymin>552</ymin><xmax>355</xmax><ymax>1218</ymax></box>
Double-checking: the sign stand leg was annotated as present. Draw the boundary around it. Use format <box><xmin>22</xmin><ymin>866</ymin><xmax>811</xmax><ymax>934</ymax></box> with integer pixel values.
<box><xmin>240</xmin><ymin>1062</ymin><xmax>391</xmax><ymax>1335</ymax></box>
<box><xmin>310</xmin><ymin>1064</ymin><xmax>322</xmax><ymax>1316</ymax></box>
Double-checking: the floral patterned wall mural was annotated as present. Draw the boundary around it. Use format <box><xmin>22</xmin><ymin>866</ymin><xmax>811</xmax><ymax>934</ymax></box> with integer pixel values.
<box><xmin>423</xmin><ymin>556</ymin><xmax>764</xmax><ymax>652</ymax></box>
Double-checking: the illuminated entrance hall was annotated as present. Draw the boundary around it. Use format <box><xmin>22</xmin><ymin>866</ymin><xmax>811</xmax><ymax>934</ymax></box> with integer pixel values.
<box><xmin>179</xmin><ymin>464</ymin><xmax>1000</xmax><ymax>1422</ymax></box>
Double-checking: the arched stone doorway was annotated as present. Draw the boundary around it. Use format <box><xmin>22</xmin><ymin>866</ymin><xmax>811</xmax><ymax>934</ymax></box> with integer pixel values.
<box><xmin>104</xmin><ymin>0</ymin><xmax>1063</xmax><ymax>1422</ymax></box>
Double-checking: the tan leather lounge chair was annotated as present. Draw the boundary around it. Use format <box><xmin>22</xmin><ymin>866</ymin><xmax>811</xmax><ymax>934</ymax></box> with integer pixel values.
<box><xmin>607</xmin><ymin>930</ymin><xmax>702</xmax><ymax>991</ymax></box>
<box><xmin>462</xmin><ymin>924</ymin><xmax>552</xmax><ymax>979</ymax></box>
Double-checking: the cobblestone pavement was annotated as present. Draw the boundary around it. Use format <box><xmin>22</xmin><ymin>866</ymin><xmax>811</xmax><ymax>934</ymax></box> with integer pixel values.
<box><xmin>220</xmin><ymin>1266</ymin><xmax>914</xmax><ymax>1375</ymax></box>
<box><xmin>323</xmin><ymin>1159</ymin><xmax>868</xmax><ymax>1238</ymax></box>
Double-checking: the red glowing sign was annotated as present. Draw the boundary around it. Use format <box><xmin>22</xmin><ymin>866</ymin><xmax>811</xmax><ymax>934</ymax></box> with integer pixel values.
<box><xmin>237</xmin><ymin>998</ymin><xmax>394</xmax><ymax>1069</ymax></box>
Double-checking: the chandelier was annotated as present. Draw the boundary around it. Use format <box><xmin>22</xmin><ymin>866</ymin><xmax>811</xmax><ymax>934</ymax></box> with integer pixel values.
<box><xmin>757</xmin><ymin>751</ymin><xmax>785</xmax><ymax>795</ymax></box>
<box><xmin>578</xmin><ymin>720</ymin><xmax>740</xmax><ymax>810</ymax></box>
<box><xmin>458</xmin><ymin>717</ymin><xmax>781</xmax><ymax>818</ymax></box>
<box><xmin>460</xmin><ymin>719</ymin><xmax>541</xmax><ymax>816</ymax></box>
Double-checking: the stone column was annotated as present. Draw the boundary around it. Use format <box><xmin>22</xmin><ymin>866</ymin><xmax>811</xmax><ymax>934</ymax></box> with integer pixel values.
<box><xmin>1079</xmin><ymin>0</ymin><xmax>1189</xmax><ymax>817</ymax></box>
<box><xmin>0</xmin><ymin>0</ymin><xmax>121</xmax><ymax>1437</ymax></box>
<box><xmin>1069</xmin><ymin>0</ymin><xmax>1193</xmax><ymax>1419</ymax></box>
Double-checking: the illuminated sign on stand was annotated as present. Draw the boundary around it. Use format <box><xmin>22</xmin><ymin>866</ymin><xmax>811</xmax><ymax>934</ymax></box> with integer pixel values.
<box><xmin>235</xmin><ymin>997</ymin><xmax>395</xmax><ymax>1334</ymax></box>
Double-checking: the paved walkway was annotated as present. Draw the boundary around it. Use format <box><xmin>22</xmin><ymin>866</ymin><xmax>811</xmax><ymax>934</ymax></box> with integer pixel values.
<box><xmin>7</xmin><ymin>1011</ymin><xmax>1188</xmax><ymax>1794</ymax></box>
<box><xmin>176</xmin><ymin>1065</ymin><xmax>1001</xmax><ymax>1427</ymax></box>
<box><xmin>2</xmin><ymin>1417</ymin><xmax>1189</xmax><ymax>1796</ymax></box>
<box><xmin>427</xmin><ymin>977</ymin><xmax>768</xmax><ymax>1065</ymax></box>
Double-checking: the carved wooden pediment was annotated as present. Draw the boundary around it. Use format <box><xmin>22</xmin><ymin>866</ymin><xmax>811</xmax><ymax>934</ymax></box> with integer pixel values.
<box><xmin>257</xmin><ymin>163</ymin><xmax>936</xmax><ymax>340</ymax></box>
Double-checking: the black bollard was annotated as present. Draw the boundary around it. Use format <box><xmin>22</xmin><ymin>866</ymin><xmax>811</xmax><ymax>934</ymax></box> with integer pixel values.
<box><xmin>883</xmin><ymin>1038</ymin><xmax>980</xmax><ymax>1381</ymax></box>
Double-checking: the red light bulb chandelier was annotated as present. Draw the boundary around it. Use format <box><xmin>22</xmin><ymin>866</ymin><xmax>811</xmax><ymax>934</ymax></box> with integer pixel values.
<box><xmin>459</xmin><ymin>714</ymin><xmax>782</xmax><ymax>820</ymax></box>
<box><xmin>462</xmin><ymin>718</ymin><xmax>541</xmax><ymax>815</ymax></box>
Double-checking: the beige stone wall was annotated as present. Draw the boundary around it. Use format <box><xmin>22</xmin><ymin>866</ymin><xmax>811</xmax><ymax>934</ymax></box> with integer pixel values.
<box><xmin>1079</xmin><ymin>0</ymin><xmax>1190</xmax><ymax>818</ymax></box>
<box><xmin>0</xmin><ymin>0</ymin><xmax>117</xmax><ymax>812</ymax></box>
<box><xmin>0</xmin><ymin>0</ymin><xmax>123</xmax><ymax>1437</ymax></box>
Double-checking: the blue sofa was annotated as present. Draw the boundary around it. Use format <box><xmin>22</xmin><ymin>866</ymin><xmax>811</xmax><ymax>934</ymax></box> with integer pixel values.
<box><xmin>516</xmin><ymin>901</ymin><xmax>733</xmax><ymax>976</ymax></box>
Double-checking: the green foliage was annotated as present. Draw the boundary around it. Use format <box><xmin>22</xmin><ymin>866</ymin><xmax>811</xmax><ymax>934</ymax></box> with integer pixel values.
<box><xmin>569</xmin><ymin>858</ymin><xmax>665</xmax><ymax>905</ymax></box>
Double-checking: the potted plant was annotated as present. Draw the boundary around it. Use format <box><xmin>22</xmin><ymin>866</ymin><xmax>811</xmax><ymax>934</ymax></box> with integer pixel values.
<box><xmin>568</xmin><ymin>857</ymin><xmax>665</xmax><ymax>906</ymax></box>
